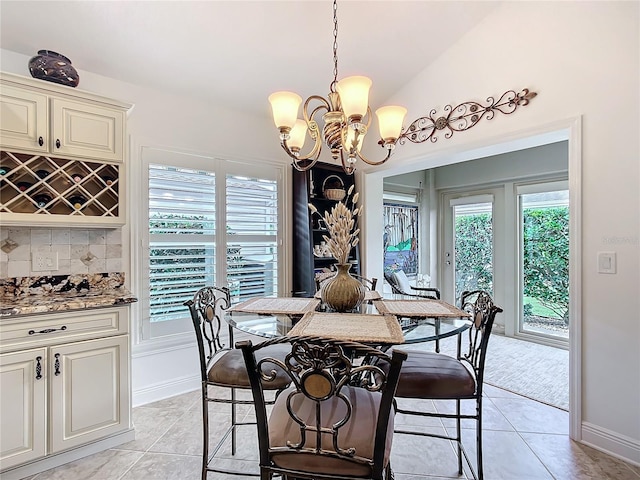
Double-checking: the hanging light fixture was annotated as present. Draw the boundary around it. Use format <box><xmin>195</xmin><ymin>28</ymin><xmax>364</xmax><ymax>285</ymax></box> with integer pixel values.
<box><xmin>268</xmin><ymin>0</ymin><xmax>407</xmax><ymax>175</ymax></box>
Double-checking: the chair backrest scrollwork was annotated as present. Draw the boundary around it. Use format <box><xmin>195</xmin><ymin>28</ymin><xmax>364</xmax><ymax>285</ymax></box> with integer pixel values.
<box><xmin>185</xmin><ymin>286</ymin><xmax>231</xmax><ymax>382</ymax></box>
<box><xmin>238</xmin><ymin>336</ymin><xmax>407</xmax><ymax>477</ymax></box>
<box><xmin>458</xmin><ymin>290</ymin><xmax>503</xmax><ymax>390</ymax></box>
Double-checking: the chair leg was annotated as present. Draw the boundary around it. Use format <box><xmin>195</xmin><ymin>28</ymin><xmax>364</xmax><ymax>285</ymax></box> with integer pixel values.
<box><xmin>477</xmin><ymin>396</ymin><xmax>484</xmax><ymax>480</ymax></box>
<box><xmin>201</xmin><ymin>383</ymin><xmax>209</xmax><ymax>480</ymax></box>
<box><xmin>435</xmin><ymin>319</ymin><xmax>441</xmax><ymax>353</ymax></box>
<box><xmin>231</xmin><ymin>386</ymin><xmax>237</xmax><ymax>456</ymax></box>
<box><xmin>456</xmin><ymin>399</ymin><xmax>462</xmax><ymax>475</ymax></box>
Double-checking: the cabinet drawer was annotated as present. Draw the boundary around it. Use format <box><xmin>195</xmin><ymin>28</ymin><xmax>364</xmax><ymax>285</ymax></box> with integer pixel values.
<box><xmin>0</xmin><ymin>307</ymin><xmax>129</xmax><ymax>352</ymax></box>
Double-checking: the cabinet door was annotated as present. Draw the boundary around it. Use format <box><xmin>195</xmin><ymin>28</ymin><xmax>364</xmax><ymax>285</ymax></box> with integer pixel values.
<box><xmin>0</xmin><ymin>86</ymin><xmax>48</xmax><ymax>153</ymax></box>
<box><xmin>0</xmin><ymin>348</ymin><xmax>47</xmax><ymax>470</ymax></box>
<box><xmin>51</xmin><ymin>98</ymin><xmax>124</xmax><ymax>162</ymax></box>
<box><xmin>49</xmin><ymin>335</ymin><xmax>130</xmax><ymax>453</ymax></box>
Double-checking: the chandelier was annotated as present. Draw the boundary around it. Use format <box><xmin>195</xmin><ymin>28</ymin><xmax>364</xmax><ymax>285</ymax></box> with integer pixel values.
<box><xmin>268</xmin><ymin>0</ymin><xmax>538</xmax><ymax>176</ymax></box>
<box><xmin>268</xmin><ymin>0</ymin><xmax>406</xmax><ymax>175</ymax></box>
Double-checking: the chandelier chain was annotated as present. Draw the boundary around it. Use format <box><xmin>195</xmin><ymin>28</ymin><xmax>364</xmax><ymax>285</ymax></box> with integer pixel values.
<box><xmin>331</xmin><ymin>0</ymin><xmax>339</xmax><ymax>92</ymax></box>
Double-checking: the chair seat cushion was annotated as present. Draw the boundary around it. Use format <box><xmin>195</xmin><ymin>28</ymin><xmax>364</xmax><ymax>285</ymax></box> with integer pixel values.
<box><xmin>208</xmin><ymin>344</ymin><xmax>291</xmax><ymax>390</ymax></box>
<box><xmin>396</xmin><ymin>350</ymin><xmax>476</xmax><ymax>398</ymax></box>
<box><xmin>268</xmin><ymin>385</ymin><xmax>394</xmax><ymax>477</ymax></box>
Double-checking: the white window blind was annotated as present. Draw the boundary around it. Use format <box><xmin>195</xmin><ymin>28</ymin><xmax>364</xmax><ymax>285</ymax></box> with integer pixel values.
<box><xmin>148</xmin><ymin>164</ymin><xmax>216</xmax><ymax>323</ymax></box>
<box><xmin>226</xmin><ymin>174</ymin><xmax>278</xmax><ymax>302</ymax></box>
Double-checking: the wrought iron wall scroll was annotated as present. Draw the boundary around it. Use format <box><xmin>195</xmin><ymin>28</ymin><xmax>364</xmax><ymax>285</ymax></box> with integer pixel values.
<box><xmin>395</xmin><ymin>88</ymin><xmax>537</xmax><ymax>145</ymax></box>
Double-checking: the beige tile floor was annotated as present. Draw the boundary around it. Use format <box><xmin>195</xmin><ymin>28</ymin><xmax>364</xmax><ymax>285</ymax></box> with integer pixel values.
<box><xmin>24</xmin><ymin>385</ymin><xmax>640</xmax><ymax>480</ymax></box>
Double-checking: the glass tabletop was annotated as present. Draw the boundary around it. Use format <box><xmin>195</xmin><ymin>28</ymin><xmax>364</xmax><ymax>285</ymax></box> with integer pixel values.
<box><xmin>226</xmin><ymin>304</ymin><xmax>471</xmax><ymax>345</ymax></box>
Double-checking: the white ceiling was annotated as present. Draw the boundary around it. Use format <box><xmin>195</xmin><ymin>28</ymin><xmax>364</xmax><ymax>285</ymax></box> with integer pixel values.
<box><xmin>0</xmin><ymin>1</ymin><xmax>500</xmax><ymax>118</ymax></box>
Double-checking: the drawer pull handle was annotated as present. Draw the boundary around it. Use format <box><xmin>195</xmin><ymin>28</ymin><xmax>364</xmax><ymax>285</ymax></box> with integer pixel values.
<box><xmin>55</xmin><ymin>139</ymin><xmax>61</xmax><ymax>148</ymax></box>
<box><xmin>28</xmin><ymin>326</ymin><xmax>67</xmax><ymax>335</ymax></box>
<box><xmin>38</xmin><ymin>136</ymin><xmax>44</xmax><ymax>146</ymax></box>
<box><xmin>36</xmin><ymin>356</ymin><xmax>43</xmax><ymax>380</ymax></box>
<box><xmin>54</xmin><ymin>353</ymin><xmax>61</xmax><ymax>376</ymax></box>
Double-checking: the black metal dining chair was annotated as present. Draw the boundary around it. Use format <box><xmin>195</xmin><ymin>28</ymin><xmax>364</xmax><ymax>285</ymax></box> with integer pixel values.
<box><xmin>237</xmin><ymin>335</ymin><xmax>408</xmax><ymax>480</ymax></box>
<box><xmin>185</xmin><ymin>286</ymin><xmax>292</xmax><ymax>479</ymax></box>
<box><xmin>392</xmin><ymin>290</ymin><xmax>503</xmax><ymax>480</ymax></box>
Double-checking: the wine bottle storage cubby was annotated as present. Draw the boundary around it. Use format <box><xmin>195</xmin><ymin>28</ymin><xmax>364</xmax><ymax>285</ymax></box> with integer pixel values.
<box><xmin>0</xmin><ymin>150</ymin><xmax>120</xmax><ymax>217</ymax></box>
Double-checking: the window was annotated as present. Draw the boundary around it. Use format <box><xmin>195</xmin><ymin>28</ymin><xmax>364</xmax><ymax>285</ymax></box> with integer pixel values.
<box><xmin>518</xmin><ymin>182</ymin><xmax>569</xmax><ymax>340</ymax></box>
<box><xmin>140</xmin><ymin>148</ymin><xmax>284</xmax><ymax>339</ymax></box>
<box><xmin>383</xmin><ymin>192</ymin><xmax>419</xmax><ymax>275</ymax></box>
<box><xmin>148</xmin><ymin>165</ymin><xmax>216</xmax><ymax>326</ymax></box>
<box><xmin>225</xmin><ymin>174</ymin><xmax>278</xmax><ymax>302</ymax></box>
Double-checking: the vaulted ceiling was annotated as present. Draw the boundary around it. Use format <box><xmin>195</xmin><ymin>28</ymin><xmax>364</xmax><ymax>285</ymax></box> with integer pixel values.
<box><xmin>1</xmin><ymin>1</ymin><xmax>500</xmax><ymax>118</ymax></box>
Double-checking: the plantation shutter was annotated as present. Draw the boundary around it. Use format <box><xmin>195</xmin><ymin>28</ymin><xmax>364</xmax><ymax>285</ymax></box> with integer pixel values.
<box><xmin>148</xmin><ymin>164</ymin><xmax>216</xmax><ymax>322</ymax></box>
<box><xmin>225</xmin><ymin>174</ymin><xmax>278</xmax><ymax>303</ymax></box>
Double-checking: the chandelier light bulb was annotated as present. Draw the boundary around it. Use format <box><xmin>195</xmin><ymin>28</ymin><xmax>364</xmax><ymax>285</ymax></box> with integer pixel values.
<box><xmin>336</xmin><ymin>76</ymin><xmax>372</xmax><ymax>123</ymax></box>
<box><xmin>288</xmin><ymin>119</ymin><xmax>308</xmax><ymax>153</ymax></box>
<box><xmin>269</xmin><ymin>91</ymin><xmax>302</xmax><ymax>131</ymax></box>
<box><xmin>375</xmin><ymin>105</ymin><xmax>407</xmax><ymax>144</ymax></box>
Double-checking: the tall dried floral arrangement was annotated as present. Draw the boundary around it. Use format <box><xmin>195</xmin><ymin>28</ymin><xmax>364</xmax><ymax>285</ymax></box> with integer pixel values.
<box><xmin>309</xmin><ymin>185</ymin><xmax>360</xmax><ymax>265</ymax></box>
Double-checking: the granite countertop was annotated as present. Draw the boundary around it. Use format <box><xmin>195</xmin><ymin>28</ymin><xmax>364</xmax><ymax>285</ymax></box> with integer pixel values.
<box><xmin>0</xmin><ymin>273</ymin><xmax>138</xmax><ymax>318</ymax></box>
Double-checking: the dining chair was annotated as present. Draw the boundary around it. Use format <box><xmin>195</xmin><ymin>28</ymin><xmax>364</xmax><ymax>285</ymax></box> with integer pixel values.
<box><xmin>237</xmin><ymin>335</ymin><xmax>408</xmax><ymax>480</ymax></box>
<box><xmin>392</xmin><ymin>290</ymin><xmax>503</xmax><ymax>480</ymax></box>
<box><xmin>185</xmin><ymin>286</ymin><xmax>292</xmax><ymax>479</ymax></box>
<box><xmin>384</xmin><ymin>269</ymin><xmax>440</xmax><ymax>299</ymax></box>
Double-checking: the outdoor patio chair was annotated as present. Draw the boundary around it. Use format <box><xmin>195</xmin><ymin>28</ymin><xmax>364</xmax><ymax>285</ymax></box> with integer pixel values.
<box><xmin>384</xmin><ymin>269</ymin><xmax>440</xmax><ymax>300</ymax></box>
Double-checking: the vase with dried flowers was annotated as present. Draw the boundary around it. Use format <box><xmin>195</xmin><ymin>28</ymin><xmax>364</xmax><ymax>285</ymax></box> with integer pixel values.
<box><xmin>309</xmin><ymin>185</ymin><xmax>365</xmax><ymax>312</ymax></box>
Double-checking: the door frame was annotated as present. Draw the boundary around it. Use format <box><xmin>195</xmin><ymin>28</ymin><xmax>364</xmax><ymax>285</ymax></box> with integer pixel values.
<box><xmin>362</xmin><ymin>116</ymin><xmax>582</xmax><ymax>440</ymax></box>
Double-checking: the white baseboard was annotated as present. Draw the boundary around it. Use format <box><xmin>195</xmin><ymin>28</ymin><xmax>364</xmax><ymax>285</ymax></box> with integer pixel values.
<box><xmin>581</xmin><ymin>422</ymin><xmax>640</xmax><ymax>467</ymax></box>
<box><xmin>132</xmin><ymin>373</ymin><xmax>199</xmax><ymax>407</ymax></box>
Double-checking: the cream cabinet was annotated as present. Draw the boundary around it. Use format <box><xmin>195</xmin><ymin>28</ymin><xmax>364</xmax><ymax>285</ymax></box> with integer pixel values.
<box><xmin>0</xmin><ymin>84</ymin><xmax>48</xmax><ymax>153</ymax></box>
<box><xmin>0</xmin><ymin>307</ymin><xmax>132</xmax><ymax>475</ymax></box>
<box><xmin>0</xmin><ymin>72</ymin><xmax>131</xmax><ymax>227</ymax></box>
<box><xmin>0</xmin><ymin>73</ymin><xmax>127</xmax><ymax>162</ymax></box>
<box><xmin>0</xmin><ymin>348</ymin><xmax>47</xmax><ymax>469</ymax></box>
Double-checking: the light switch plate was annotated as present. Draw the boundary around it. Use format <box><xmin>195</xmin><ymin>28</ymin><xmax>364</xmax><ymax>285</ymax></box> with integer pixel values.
<box><xmin>597</xmin><ymin>251</ymin><xmax>616</xmax><ymax>274</ymax></box>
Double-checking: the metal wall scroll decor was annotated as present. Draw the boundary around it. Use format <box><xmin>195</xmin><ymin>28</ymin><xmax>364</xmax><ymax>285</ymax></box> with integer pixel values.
<box><xmin>396</xmin><ymin>88</ymin><xmax>538</xmax><ymax>146</ymax></box>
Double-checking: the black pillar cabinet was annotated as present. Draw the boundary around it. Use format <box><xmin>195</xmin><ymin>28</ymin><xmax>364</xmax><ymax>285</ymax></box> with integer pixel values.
<box><xmin>291</xmin><ymin>162</ymin><xmax>360</xmax><ymax>297</ymax></box>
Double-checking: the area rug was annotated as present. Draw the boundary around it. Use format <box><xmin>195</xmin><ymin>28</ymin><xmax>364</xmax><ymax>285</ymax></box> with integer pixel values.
<box><xmin>483</xmin><ymin>334</ymin><xmax>569</xmax><ymax>410</ymax></box>
<box><xmin>410</xmin><ymin>333</ymin><xmax>569</xmax><ymax>410</ymax></box>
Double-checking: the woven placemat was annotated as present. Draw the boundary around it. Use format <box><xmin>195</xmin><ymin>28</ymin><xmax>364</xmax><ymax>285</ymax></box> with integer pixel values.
<box><xmin>374</xmin><ymin>299</ymin><xmax>470</xmax><ymax>318</ymax></box>
<box><xmin>287</xmin><ymin>311</ymin><xmax>405</xmax><ymax>344</ymax></box>
<box><xmin>228</xmin><ymin>297</ymin><xmax>320</xmax><ymax>314</ymax></box>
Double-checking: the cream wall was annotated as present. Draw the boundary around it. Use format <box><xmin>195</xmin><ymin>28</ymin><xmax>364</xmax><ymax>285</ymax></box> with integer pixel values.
<box><xmin>363</xmin><ymin>1</ymin><xmax>639</xmax><ymax>464</ymax></box>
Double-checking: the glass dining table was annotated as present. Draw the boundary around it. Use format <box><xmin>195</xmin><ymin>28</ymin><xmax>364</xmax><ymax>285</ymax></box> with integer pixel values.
<box><xmin>226</xmin><ymin>296</ymin><xmax>472</xmax><ymax>346</ymax></box>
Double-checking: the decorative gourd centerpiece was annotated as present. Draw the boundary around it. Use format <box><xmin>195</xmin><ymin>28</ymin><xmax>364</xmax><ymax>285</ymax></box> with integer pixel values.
<box><xmin>309</xmin><ymin>185</ymin><xmax>364</xmax><ymax>312</ymax></box>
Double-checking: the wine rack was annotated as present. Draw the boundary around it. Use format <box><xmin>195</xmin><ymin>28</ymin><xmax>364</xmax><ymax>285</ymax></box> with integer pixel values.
<box><xmin>0</xmin><ymin>150</ymin><xmax>120</xmax><ymax>218</ymax></box>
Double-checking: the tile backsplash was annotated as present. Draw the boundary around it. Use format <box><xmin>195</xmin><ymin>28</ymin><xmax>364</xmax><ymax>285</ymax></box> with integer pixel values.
<box><xmin>0</xmin><ymin>227</ymin><xmax>122</xmax><ymax>278</ymax></box>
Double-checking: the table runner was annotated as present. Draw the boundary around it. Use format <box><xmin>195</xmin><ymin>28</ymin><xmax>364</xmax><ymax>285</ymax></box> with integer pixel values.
<box><xmin>287</xmin><ymin>311</ymin><xmax>405</xmax><ymax>344</ymax></box>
